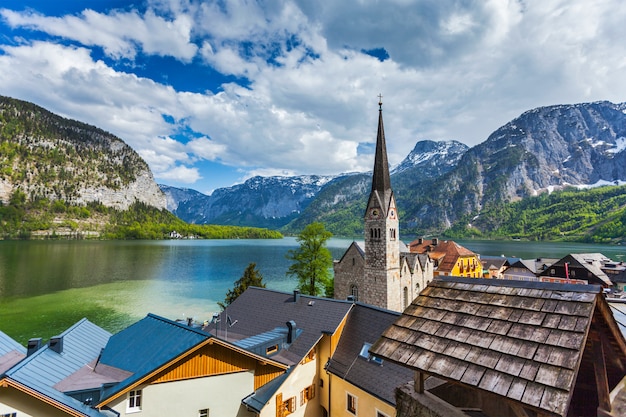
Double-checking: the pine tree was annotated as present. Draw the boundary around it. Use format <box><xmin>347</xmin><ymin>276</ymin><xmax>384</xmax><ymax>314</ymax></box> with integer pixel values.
<box><xmin>218</xmin><ymin>262</ymin><xmax>266</xmax><ymax>309</ymax></box>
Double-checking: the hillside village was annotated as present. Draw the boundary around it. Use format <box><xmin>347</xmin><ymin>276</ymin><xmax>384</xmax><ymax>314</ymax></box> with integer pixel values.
<box><xmin>2</xmin><ymin>102</ymin><xmax>626</xmax><ymax>417</ymax></box>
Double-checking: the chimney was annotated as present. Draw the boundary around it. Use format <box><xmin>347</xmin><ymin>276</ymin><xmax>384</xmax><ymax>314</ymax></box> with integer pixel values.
<box><xmin>187</xmin><ymin>317</ymin><xmax>193</xmax><ymax>326</ymax></box>
<box><xmin>286</xmin><ymin>320</ymin><xmax>297</xmax><ymax>344</ymax></box>
<box><xmin>293</xmin><ymin>290</ymin><xmax>300</xmax><ymax>303</ymax></box>
<box><xmin>27</xmin><ymin>338</ymin><xmax>42</xmax><ymax>357</ymax></box>
<box><xmin>49</xmin><ymin>336</ymin><xmax>63</xmax><ymax>354</ymax></box>
<box><xmin>432</xmin><ymin>238</ymin><xmax>438</xmax><ymax>245</ymax></box>
<box><xmin>418</xmin><ymin>237</ymin><xmax>423</xmax><ymax>244</ymax></box>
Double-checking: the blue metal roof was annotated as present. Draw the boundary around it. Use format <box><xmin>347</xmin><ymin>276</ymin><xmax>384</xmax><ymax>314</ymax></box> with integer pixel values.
<box><xmin>0</xmin><ymin>330</ymin><xmax>25</xmax><ymax>356</ymax></box>
<box><xmin>3</xmin><ymin>318</ymin><xmax>114</xmax><ymax>417</ymax></box>
<box><xmin>0</xmin><ymin>330</ymin><xmax>26</xmax><ymax>375</ymax></box>
<box><xmin>99</xmin><ymin>313</ymin><xmax>210</xmax><ymax>401</ymax></box>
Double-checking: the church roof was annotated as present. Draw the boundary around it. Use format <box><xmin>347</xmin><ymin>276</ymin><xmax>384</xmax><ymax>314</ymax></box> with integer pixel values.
<box><xmin>370</xmin><ymin>276</ymin><xmax>626</xmax><ymax>417</ymax></box>
<box><xmin>371</xmin><ymin>99</ymin><xmax>391</xmax><ymax>196</ymax></box>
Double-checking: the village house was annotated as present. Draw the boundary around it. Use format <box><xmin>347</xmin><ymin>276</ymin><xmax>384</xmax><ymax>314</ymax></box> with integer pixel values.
<box><xmin>408</xmin><ymin>238</ymin><xmax>482</xmax><ymax>278</ymax></box>
<box><xmin>334</xmin><ymin>98</ymin><xmax>433</xmax><ymax>313</ymax></box>
<box><xmin>370</xmin><ymin>276</ymin><xmax>626</xmax><ymax>417</ymax></box>
<box><xmin>538</xmin><ymin>253</ymin><xmax>613</xmax><ymax>287</ymax></box>
<box><xmin>0</xmin><ymin>314</ymin><xmax>289</xmax><ymax>417</ymax></box>
<box><xmin>502</xmin><ymin>258</ymin><xmax>559</xmax><ymax>281</ymax></box>
<box><xmin>0</xmin><ymin>319</ymin><xmax>114</xmax><ymax>417</ymax></box>
<box><xmin>324</xmin><ymin>302</ymin><xmax>414</xmax><ymax>417</ymax></box>
<box><xmin>204</xmin><ymin>286</ymin><xmax>417</xmax><ymax>417</ymax></box>
<box><xmin>479</xmin><ymin>256</ymin><xmax>509</xmax><ymax>279</ymax></box>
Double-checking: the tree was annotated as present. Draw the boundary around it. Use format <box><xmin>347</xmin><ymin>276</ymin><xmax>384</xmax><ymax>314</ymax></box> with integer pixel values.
<box><xmin>218</xmin><ymin>262</ymin><xmax>266</xmax><ymax>309</ymax></box>
<box><xmin>286</xmin><ymin>222</ymin><xmax>333</xmax><ymax>296</ymax></box>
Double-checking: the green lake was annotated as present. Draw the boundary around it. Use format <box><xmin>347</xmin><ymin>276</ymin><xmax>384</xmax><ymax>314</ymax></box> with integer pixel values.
<box><xmin>1</xmin><ymin>238</ymin><xmax>624</xmax><ymax>344</ymax></box>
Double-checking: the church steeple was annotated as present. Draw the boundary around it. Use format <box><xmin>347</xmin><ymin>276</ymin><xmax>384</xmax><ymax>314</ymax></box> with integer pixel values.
<box><xmin>371</xmin><ymin>95</ymin><xmax>392</xmax><ymax>195</ymax></box>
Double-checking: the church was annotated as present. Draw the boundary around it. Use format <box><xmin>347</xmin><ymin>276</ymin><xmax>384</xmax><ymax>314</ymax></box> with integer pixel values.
<box><xmin>333</xmin><ymin>98</ymin><xmax>433</xmax><ymax>312</ymax></box>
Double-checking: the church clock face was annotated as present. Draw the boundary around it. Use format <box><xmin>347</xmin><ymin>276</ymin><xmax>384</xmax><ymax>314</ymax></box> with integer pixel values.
<box><xmin>389</xmin><ymin>209</ymin><xmax>396</xmax><ymax>219</ymax></box>
<box><xmin>370</xmin><ymin>208</ymin><xmax>380</xmax><ymax>219</ymax></box>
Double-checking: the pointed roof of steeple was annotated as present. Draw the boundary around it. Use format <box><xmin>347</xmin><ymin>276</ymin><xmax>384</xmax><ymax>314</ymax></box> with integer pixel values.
<box><xmin>371</xmin><ymin>95</ymin><xmax>392</xmax><ymax>194</ymax></box>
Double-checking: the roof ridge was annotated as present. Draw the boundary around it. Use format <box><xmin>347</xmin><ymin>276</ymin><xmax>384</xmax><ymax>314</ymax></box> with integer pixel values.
<box><xmin>145</xmin><ymin>313</ymin><xmax>210</xmax><ymax>337</ymax></box>
<box><xmin>436</xmin><ymin>276</ymin><xmax>602</xmax><ymax>293</ymax></box>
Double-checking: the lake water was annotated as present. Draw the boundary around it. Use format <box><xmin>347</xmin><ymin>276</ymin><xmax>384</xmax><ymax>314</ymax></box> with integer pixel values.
<box><xmin>1</xmin><ymin>238</ymin><xmax>625</xmax><ymax>343</ymax></box>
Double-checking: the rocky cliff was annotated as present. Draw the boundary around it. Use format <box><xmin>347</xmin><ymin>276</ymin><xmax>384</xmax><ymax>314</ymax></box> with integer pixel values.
<box><xmin>0</xmin><ymin>96</ymin><xmax>166</xmax><ymax>210</ymax></box>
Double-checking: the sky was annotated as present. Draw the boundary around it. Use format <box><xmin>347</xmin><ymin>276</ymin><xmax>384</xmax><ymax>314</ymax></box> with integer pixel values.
<box><xmin>1</xmin><ymin>1</ymin><xmax>626</xmax><ymax>195</ymax></box>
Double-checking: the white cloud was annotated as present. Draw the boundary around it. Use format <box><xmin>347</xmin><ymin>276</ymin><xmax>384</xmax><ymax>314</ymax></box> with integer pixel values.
<box><xmin>2</xmin><ymin>0</ymin><xmax>626</xmax><ymax>193</ymax></box>
<box><xmin>0</xmin><ymin>7</ymin><xmax>198</xmax><ymax>61</ymax></box>
<box><xmin>154</xmin><ymin>165</ymin><xmax>201</xmax><ymax>183</ymax></box>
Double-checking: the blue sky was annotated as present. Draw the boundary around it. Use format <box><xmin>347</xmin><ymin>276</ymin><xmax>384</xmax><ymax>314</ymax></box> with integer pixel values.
<box><xmin>1</xmin><ymin>1</ymin><xmax>626</xmax><ymax>194</ymax></box>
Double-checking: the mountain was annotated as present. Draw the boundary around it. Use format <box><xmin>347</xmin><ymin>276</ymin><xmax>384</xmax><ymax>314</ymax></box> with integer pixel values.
<box><xmin>0</xmin><ymin>96</ymin><xmax>166</xmax><ymax>210</ymax></box>
<box><xmin>165</xmin><ymin>175</ymin><xmax>337</xmax><ymax>229</ymax></box>
<box><xmin>162</xmin><ymin>101</ymin><xmax>626</xmax><ymax>237</ymax></box>
<box><xmin>410</xmin><ymin>101</ymin><xmax>626</xmax><ymax>233</ymax></box>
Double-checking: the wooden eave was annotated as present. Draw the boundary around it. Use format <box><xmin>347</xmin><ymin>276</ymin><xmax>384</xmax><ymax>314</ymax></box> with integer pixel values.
<box><xmin>370</xmin><ymin>278</ymin><xmax>614</xmax><ymax>417</ymax></box>
<box><xmin>0</xmin><ymin>377</ymin><xmax>89</xmax><ymax>417</ymax></box>
<box><xmin>97</xmin><ymin>336</ymin><xmax>288</xmax><ymax>409</ymax></box>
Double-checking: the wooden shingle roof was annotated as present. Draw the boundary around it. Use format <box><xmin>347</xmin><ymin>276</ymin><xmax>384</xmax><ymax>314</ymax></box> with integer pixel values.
<box><xmin>370</xmin><ymin>276</ymin><xmax>626</xmax><ymax>417</ymax></box>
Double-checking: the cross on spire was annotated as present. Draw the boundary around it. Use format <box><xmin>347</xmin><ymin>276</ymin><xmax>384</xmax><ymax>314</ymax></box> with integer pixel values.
<box><xmin>378</xmin><ymin>94</ymin><xmax>383</xmax><ymax>110</ymax></box>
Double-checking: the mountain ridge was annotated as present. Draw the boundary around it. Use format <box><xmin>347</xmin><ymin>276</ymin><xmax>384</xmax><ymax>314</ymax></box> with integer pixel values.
<box><xmin>163</xmin><ymin>100</ymin><xmax>626</xmax><ymax>237</ymax></box>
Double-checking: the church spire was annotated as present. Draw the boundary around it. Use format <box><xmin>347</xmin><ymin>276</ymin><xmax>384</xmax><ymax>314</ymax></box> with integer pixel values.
<box><xmin>371</xmin><ymin>94</ymin><xmax>391</xmax><ymax>194</ymax></box>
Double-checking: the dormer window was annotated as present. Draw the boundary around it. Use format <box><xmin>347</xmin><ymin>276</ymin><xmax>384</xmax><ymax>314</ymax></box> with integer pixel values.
<box><xmin>359</xmin><ymin>342</ymin><xmax>383</xmax><ymax>365</ymax></box>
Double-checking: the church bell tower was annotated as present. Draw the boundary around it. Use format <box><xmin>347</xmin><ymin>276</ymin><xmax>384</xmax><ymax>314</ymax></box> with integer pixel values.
<box><xmin>362</xmin><ymin>96</ymin><xmax>401</xmax><ymax>311</ymax></box>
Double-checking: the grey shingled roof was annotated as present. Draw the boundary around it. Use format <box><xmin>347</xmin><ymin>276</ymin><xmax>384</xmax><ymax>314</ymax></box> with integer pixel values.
<box><xmin>326</xmin><ymin>303</ymin><xmax>413</xmax><ymax>405</ymax></box>
<box><xmin>3</xmin><ymin>318</ymin><xmax>114</xmax><ymax>417</ymax></box>
<box><xmin>205</xmin><ymin>287</ymin><xmax>353</xmax><ymax>366</ymax></box>
<box><xmin>370</xmin><ymin>276</ymin><xmax>626</xmax><ymax>417</ymax></box>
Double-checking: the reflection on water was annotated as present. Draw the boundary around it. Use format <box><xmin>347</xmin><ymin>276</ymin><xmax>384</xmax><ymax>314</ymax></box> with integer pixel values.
<box><xmin>0</xmin><ymin>238</ymin><xmax>351</xmax><ymax>332</ymax></box>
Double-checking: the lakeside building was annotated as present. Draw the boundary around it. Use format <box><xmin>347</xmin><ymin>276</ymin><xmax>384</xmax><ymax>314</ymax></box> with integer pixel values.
<box><xmin>370</xmin><ymin>276</ymin><xmax>626</xmax><ymax>417</ymax></box>
<box><xmin>408</xmin><ymin>238</ymin><xmax>482</xmax><ymax>278</ymax></box>
<box><xmin>334</xmin><ymin>99</ymin><xmax>434</xmax><ymax>312</ymax></box>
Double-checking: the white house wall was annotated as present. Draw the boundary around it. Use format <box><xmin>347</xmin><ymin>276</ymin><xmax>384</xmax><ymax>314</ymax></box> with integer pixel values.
<box><xmin>106</xmin><ymin>371</ymin><xmax>256</xmax><ymax>417</ymax></box>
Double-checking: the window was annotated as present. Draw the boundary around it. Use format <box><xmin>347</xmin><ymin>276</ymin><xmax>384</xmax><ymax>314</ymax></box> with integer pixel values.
<box><xmin>350</xmin><ymin>285</ymin><xmax>358</xmax><ymax>301</ymax></box>
<box><xmin>282</xmin><ymin>396</ymin><xmax>296</xmax><ymax>415</ymax></box>
<box><xmin>1</xmin><ymin>413</ymin><xmax>17</xmax><ymax>417</ymax></box>
<box><xmin>127</xmin><ymin>389</ymin><xmax>142</xmax><ymax>412</ymax></box>
<box><xmin>347</xmin><ymin>393</ymin><xmax>357</xmax><ymax>415</ymax></box>
<box><xmin>199</xmin><ymin>409</ymin><xmax>209</xmax><ymax>417</ymax></box>
<box><xmin>301</xmin><ymin>349</ymin><xmax>316</xmax><ymax>364</ymax></box>
<box><xmin>266</xmin><ymin>344</ymin><xmax>278</xmax><ymax>355</ymax></box>
<box><xmin>403</xmin><ymin>286</ymin><xmax>409</xmax><ymax>309</ymax></box>
<box><xmin>377</xmin><ymin>411</ymin><xmax>390</xmax><ymax>417</ymax></box>
<box><xmin>300</xmin><ymin>384</ymin><xmax>316</xmax><ymax>405</ymax></box>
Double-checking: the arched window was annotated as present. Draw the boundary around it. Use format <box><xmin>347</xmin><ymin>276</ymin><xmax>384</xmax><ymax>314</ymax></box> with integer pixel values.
<box><xmin>403</xmin><ymin>286</ymin><xmax>409</xmax><ymax>309</ymax></box>
<box><xmin>350</xmin><ymin>285</ymin><xmax>359</xmax><ymax>301</ymax></box>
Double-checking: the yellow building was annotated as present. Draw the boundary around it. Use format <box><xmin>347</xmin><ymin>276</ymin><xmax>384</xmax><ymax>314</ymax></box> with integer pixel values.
<box><xmin>409</xmin><ymin>238</ymin><xmax>481</xmax><ymax>278</ymax></box>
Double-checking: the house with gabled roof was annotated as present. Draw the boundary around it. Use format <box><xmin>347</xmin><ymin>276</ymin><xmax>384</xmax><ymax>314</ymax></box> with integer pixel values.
<box><xmin>370</xmin><ymin>276</ymin><xmax>626</xmax><ymax>417</ymax></box>
<box><xmin>50</xmin><ymin>313</ymin><xmax>286</xmax><ymax>417</ymax></box>
<box><xmin>502</xmin><ymin>258</ymin><xmax>559</xmax><ymax>281</ymax></box>
<box><xmin>325</xmin><ymin>303</ymin><xmax>414</xmax><ymax>417</ymax></box>
<box><xmin>204</xmin><ymin>286</ymin><xmax>354</xmax><ymax>416</ymax></box>
<box><xmin>409</xmin><ymin>238</ymin><xmax>481</xmax><ymax>278</ymax></box>
<box><xmin>539</xmin><ymin>253</ymin><xmax>613</xmax><ymax>287</ymax></box>
<box><xmin>0</xmin><ymin>318</ymin><xmax>114</xmax><ymax>417</ymax></box>
<box><xmin>480</xmin><ymin>256</ymin><xmax>509</xmax><ymax>279</ymax></box>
